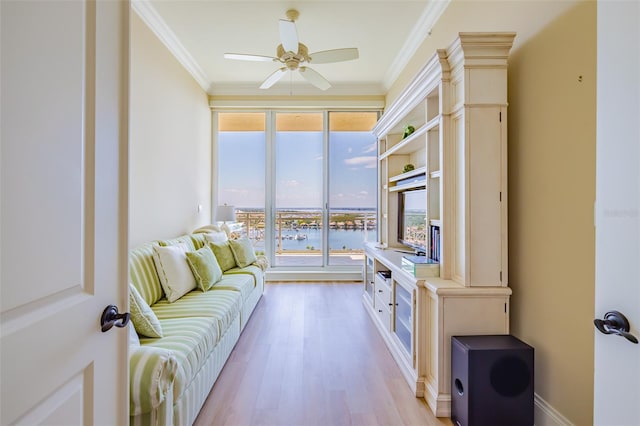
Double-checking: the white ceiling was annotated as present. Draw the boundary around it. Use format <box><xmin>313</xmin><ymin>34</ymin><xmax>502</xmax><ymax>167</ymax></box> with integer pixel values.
<box><xmin>133</xmin><ymin>0</ymin><xmax>449</xmax><ymax>97</ymax></box>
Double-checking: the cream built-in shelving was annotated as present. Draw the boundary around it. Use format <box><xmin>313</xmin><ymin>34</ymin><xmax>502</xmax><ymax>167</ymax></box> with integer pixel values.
<box><xmin>363</xmin><ymin>32</ymin><xmax>516</xmax><ymax>418</ymax></box>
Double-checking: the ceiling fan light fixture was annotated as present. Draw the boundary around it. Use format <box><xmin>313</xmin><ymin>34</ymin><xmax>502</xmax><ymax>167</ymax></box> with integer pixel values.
<box><xmin>276</xmin><ymin>43</ymin><xmax>310</xmax><ymax>70</ymax></box>
<box><xmin>224</xmin><ymin>8</ymin><xmax>358</xmax><ymax>90</ymax></box>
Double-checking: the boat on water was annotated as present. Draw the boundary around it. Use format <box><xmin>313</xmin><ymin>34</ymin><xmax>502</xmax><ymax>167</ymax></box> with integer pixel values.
<box><xmin>275</xmin><ymin>233</ymin><xmax>308</xmax><ymax>241</ymax></box>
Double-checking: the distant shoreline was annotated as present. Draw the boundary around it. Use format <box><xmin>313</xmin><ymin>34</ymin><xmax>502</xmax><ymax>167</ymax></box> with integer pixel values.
<box><xmin>229</xmin><ymin>208</ymin><xmax>378</xmax><ymax>250</ymax></box>
<box><xmin>233</xmin><ymin>208</ymin><xmax>377</xmax><ymax>231</ymax></box>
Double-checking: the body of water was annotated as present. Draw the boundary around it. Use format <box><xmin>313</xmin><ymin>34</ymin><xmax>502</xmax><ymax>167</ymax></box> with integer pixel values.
<box><xmin>239</xmin><ymin>207</ymin><xmax>377</xmax><ymax>252</ymax></box>
<box><xmin>251</xmin><ymin>228</ymin><xmax>377</xmax><ymax>251</ymax></box>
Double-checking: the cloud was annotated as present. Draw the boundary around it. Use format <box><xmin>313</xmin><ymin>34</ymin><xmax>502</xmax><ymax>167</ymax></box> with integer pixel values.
<box><xmin>344</xmin><ymin>156</ymin><xmax>377</xmax><ymax>169</ymax></box>
<box><xmin>347</xmin><ymin>147</ymin><xmax>353</xmax><ymax>153</ymax></box>
<box><xmin>359</xmin><ymin>191</ymin><xmax>368</xmax><ymax>195</ymax></box>
<box><xmin>363</xmin><ymin>143</ymin><xmax>377</xmax><ymax>153</ymax></box>
<box><xmin>282</xmin><ymin>180</ymin><xmax>300</xmax><ymax>187</ymax></box>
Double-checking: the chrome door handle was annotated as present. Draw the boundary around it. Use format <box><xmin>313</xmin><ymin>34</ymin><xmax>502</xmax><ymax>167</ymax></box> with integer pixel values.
<box><xmin>594</xmin><ymin>310</ymin><xmax>638</xmax><ymax>344</ymax></box>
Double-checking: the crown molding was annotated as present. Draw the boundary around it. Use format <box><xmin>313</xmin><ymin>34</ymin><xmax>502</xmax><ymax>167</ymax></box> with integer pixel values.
<box><xmin>382</xmin><ymin>0</ymin><xmax>451</xmax><ymax>91</ymax></box>
<box><xmin>209</xmin><ymin>95</ymin><xmax>385</xmax><ymax>110</ymax></box>
<box><xmin>132</xmin><ymin>0</ymin><xmax>211</xmax><ymax>92</ymax></box>
<box><xmin>209</xmin><ymin>81</ymin><xmax>386</xmax><ymax>97</ymax></box>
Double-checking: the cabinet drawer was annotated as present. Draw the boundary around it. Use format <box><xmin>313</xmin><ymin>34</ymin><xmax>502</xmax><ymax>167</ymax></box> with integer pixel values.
<box><xmin>374</xmin><ymin>275</ymin><xmax>392</xmax><ymax>304</ymax></box>
<box><xmin>375</xmin><ymin>293</ymin><xmax>391</xmax><ymax>331</ymax></box>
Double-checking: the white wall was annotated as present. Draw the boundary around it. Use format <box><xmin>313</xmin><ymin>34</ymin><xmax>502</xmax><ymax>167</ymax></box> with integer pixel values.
<box><xmin>389</xmin><ymin>1</ymin><xmax>597</xmax><ymax>424</ymax></box>
<box><xmin>130</xmin><ymin>12</ymin><xmax>212</xmax><ymax>247</ymax></box>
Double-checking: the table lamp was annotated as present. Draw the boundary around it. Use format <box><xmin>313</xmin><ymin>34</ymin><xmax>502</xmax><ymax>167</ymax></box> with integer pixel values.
<box><xmin>217</xmin><ymin>204</ymin><xmax>236</xmax><ymax>226</ymax></box>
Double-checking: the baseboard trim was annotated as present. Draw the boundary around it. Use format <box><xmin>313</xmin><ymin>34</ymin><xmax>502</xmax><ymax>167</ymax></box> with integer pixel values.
<box><xmin>266</xmin><ymin>270</ymin><xmax>361</xmax><ymax>282</ymax></box>
<box><xmin>534</xmin><ymin>393</ymin><xmax>574</xmax><ymax>426</ymax></box>
<box><xmin>424</xmin><ymin>381</ymin><xmax>451</xmax><ymax>418</ymax></box>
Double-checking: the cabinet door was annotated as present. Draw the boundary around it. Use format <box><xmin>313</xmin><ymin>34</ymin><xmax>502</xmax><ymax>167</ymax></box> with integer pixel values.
<box><xmin>441</xmin><ymin>296</ymin><xmax>509</xmax><ymax>394</ymax></box>
<box><xmin>393</xmin><ymin>281</ymin><xmax>414</xmax><ymax>362</ymax></box>
<box><xmin>364</xmin><ymin>256</ymin><xmax>375</xmax><ymax>303</ymax></box>
<box><xmin>467</xmin><ymin>107</ymin><xmax>506</xmax><ymax>286</ymax></box>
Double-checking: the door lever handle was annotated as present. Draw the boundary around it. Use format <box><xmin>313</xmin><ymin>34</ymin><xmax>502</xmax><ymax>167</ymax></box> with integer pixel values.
<box><xmin>594</xmin><ymin>310</ymin><xmax>638</xmax><ymax>344</ymax></box>
<box><xmin>101</xmin><ymin>304</ymin><xmax>130</xmax><ymax>332</ymax></box>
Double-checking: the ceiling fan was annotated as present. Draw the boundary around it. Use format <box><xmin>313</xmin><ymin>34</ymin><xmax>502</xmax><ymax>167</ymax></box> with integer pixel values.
<box><xmin>223</xmin><ymin>9</ymin><xmax>359</xmax><ymax>91</ymax></box>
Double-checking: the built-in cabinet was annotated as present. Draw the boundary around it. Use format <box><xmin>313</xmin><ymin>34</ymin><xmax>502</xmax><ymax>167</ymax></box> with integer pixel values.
<box><xmin>362</xmin><ymin>32</ymin><xmax>515</xmax><ymax>417</ymax></box>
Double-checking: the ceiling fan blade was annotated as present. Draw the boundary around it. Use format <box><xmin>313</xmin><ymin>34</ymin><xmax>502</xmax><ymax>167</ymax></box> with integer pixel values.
<box><xmin>224</xmin><ymin>53</ymin><xmax>278</xmax><ymax>62</ymax></box>
<box><xmin>299</xmin><ymin>66</ymin><xmax>331</xmax><ymax>91</ymax></box>
<box><xmin>279</xmin><ymin>19</ymin><xmax>299</xmax><ymax>53</ymax></box>
<box><xmin>309</xmin><ymin>48</ymin><xmax>359</xmax><ymax>64</ymax></box>
<box><xmin>260</xmin><ymin>67</ymin><xmax>288</xmax><ymax>89</ymax></box>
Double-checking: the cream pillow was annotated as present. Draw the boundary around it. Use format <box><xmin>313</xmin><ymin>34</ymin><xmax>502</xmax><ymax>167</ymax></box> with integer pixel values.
<box><xmin>204</xmin><ymin>230</ymin><xmax>228</xmax><ymax>244</ymax></box>
<box><xmin>152</xmin><ymin>243</ymin><xmax>196</xmax><ymax>303</ymax></box>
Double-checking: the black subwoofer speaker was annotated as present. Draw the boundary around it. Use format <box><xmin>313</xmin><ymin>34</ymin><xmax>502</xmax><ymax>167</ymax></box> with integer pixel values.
<box><xmin>451</xmin><ymin>335</ymin><xmax>534</xmax><ymax>426</ymax></box>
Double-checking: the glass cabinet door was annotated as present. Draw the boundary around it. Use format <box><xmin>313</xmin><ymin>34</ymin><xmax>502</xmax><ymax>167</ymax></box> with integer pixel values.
<box><xmin>393</xmin><ymin>282</ymin><xmax>413</xmax><ymax>356</ymax></box>
<box><xmin>364</xmin><ymin>256</ymin><xmax>375</xmax><ymax>301</ymax></box>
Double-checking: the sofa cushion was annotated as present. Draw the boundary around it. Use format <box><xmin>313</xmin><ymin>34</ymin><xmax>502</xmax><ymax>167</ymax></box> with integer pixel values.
<box><xmin>152</xmin><ymin>243</ymin><xmax>197</xmax><ymax>303</ymax></box>
<box><xmin>225</xmin><ymin>264</ymin><xmax>264</xmax><ymax>289</ymax></box>
<box><xmin>130</xmin><ymin>242</ymin><xmax>165</xmax><ymax>306</ymax></box>
<box><xmin>212</xmin><ymin>274</ymin><xmax>255</xmax><ymax>301</ymax></box>
<box><xmin>130</xmin><ymin>283</ymin><xmax>163</xmax><ymax>338</ymax></box>
<box><xmin>209</xmin><ymin>241</ymin><xmax>237</xmax><ymax>272</ymax></box>
<box><xmin>158</xmin><ymin>235</ymin><xmax>196</xmax><ymax>251</ymax></box>
<box><xmin>139</xmin><ymin>316</ymin><xmax>219</xmax><ymax>402</ymax></box>
<box><xmin>185</xmin><ymin>245</ymin><xmax>222</xmax><ymax>291</ymax></box>
<box><xmin>129</xmin><ymin>345</ymin><xmax>177</xmax><ymax>415</ymax></box>
<box><xmin>129</xmin><ymin>323</ymin><xmax>141</xmax><ymax>347</ymax></box>
<box><xmin>151</xmin><ymin>289</ymin><xmax>242</xmax><ymax>338</ymax></box>
<box><xmin>228</xmin><ymin>238</ymin><xmax>258</xmax><ymax>268</ymax></box>
<box><xmin>190</xmin><ymin>233</ymin><xmax>208</xmax><ymax>250</ymax></box>
<box><xmin>204</xmin><ymin>230</ymin><xmax>228</xmax><ymax>244</ymax></box>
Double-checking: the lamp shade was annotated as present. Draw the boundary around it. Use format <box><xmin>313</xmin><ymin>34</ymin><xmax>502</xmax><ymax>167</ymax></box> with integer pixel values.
<box><xmin>217</xmin><ymin>205</ymin><xmax>236</xmax><ymax>222</ymax></box>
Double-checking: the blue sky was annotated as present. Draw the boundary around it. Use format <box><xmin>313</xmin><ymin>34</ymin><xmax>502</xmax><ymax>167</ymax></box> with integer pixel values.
<box><xmin>218</xmin><ymin>130</ymin><xmax>377</xmax><ymax>209</ymax></box>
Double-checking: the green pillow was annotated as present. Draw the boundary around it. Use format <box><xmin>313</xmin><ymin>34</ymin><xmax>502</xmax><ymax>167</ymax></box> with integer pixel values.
<box><xmin>209</xmin><ymin>241</ymin><xmax>237</xmax><ymax>271</ymax></box>
<box><xmin>229</xmin><ymin>238</ymin><xmax>258</xmax><ymax>268</ymax></box>
<box><xmin>185</xmin><ymin>245</ymin><xmax>222</xmax><ymax>291</ymax></box>
<box><xmin>129</xmin><ymin>284</ymin><xmax>163</xmax><ymax>338</ymax></box>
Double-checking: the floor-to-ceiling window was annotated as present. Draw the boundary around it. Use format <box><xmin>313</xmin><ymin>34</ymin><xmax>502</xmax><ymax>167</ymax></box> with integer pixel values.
<box><xmin>328</xmin><ymin>112</ymin><xmax>378</xmax><ymax>265</ymax></box>
<box><xmin>217</xmin><ymin>112</ymin><xmax>266</xmax><ymax>254</ymax></box>
<box><xmin>274</xmin><ymin>112</ymin><xmax>324</xmax><ymax>266</ymax></box>
<box><xmin>216</xmin><ymin>110</ymin><xmax>378</xmax><ymax>270</ymax></box>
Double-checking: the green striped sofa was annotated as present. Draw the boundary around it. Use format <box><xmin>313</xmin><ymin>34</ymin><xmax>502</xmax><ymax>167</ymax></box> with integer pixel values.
<box><xmin>128</xmin><ymin>233</ymin><xmax>265</xmax><ymax>426</ymax></box>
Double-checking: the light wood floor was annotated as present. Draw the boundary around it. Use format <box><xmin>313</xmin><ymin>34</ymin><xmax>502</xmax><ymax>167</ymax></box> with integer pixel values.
<box><xmin>193</xmin><ymin>282</ymin><xmax>453</xmax><ymax>426</ymax></box>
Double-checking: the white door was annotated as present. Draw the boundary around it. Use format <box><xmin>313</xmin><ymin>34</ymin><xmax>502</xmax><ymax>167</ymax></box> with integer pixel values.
<box><xmin>1</xmin><ymin>1</ymin><xmax>129</xmax><ymax>424</ymax></box>
<box><xmin>594</xmin><ymin>0</ymin><xmax>639</xmax><ymax>424</ymax></box>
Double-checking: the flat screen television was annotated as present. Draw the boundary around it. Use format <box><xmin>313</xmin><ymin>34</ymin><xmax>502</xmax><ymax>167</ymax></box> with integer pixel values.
<box><xmin>398</xmin><ymin>189</ymin><xmax>427</xmax><ymax>254</ymax></box>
